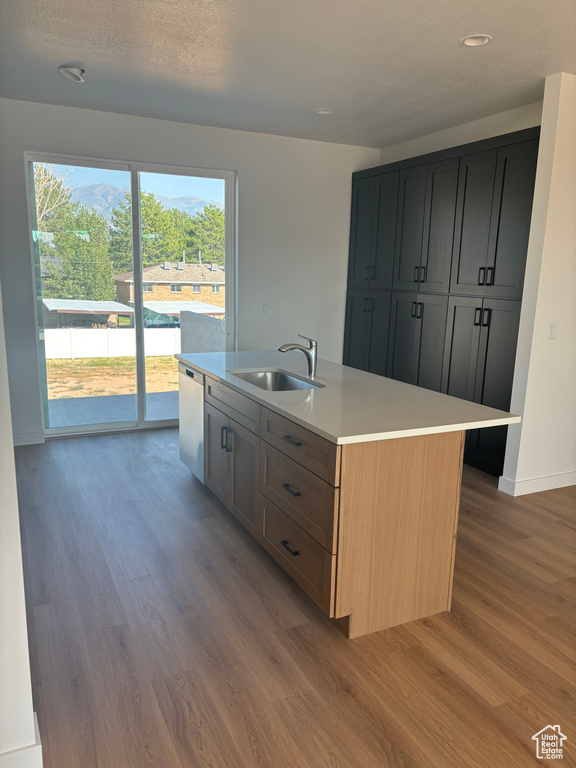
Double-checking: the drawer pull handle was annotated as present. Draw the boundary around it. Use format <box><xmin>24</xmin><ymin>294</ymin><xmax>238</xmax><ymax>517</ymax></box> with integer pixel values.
<box><xmin>282</xmin><ymin>435</ymin><xmax>303</xmax><ymax>447</ymax></box>
<box><xmin>282</xmin><ymin>483</ymin><xmax>301</xmax><ymax>498</ymax></box>
<box><xmin>281</xmin><ymin>540</ymin><xmax>300</xmax><ymax>556</ymax></box>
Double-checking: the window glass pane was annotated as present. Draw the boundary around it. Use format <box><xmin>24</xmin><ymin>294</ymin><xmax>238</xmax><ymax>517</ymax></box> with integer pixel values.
<box><xmin>30</xmin><ymin>162</ymin><xmax>136</xmax><ymax>429</ymax></box>
<box><xmin>138</xmin><ymin>171</ymin><xmax>227</xmax><ymax>422</ymax></box>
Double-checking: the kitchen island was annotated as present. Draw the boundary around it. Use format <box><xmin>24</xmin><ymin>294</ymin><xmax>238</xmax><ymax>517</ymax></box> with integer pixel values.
<box><xmin>176</xmin><ymin>350</ymin><xmax>519</xmax><ymax>638</ymax></box>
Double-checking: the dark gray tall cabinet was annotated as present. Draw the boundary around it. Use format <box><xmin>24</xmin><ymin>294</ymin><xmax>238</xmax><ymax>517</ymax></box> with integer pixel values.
<box><xmin>343</xmin><ymin>128</ymin><xmax>539</xmax><ymax>476</ymax></box>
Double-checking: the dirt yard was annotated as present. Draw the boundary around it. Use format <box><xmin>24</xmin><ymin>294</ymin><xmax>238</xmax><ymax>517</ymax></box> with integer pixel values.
<box><xmin>46</xmin><ymin>356</ymin><xmax>179</xmax><ymax>399</ymax></box>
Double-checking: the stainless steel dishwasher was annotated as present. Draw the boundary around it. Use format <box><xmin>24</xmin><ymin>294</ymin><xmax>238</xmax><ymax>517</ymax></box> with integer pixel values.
<box><xmin>178</xmin><ymin>362</ymin><xmax>205</xmax><ymax>482</ymax></box>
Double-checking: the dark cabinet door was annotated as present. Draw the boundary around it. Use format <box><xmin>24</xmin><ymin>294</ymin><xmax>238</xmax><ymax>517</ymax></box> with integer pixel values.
<box><xmin>343</xmin><ymin>289</ymin><xmax>371</xmax><ymax>370</ymax></box>
<box><xmin>348</xmin><ymin>178</ymin><xmax>375</xmax><ymax>287</ymax></box>
<box><xmin>417</xmin><ymin>294</ymin><xmax>449</xmax><ymax>392</ymax></box>
<box><xmin>474</xmin><ymin>299</ymin><xmax>521</xmax><ymax>411</ymax></box>
<box><xmin>485</xmin><ymin>140</ymin><xmax>538</xmax><ymax>298</ymax></box>
<box><xmin>441</xmin><ymin>296</ymin><xmax>483</xmax><ymax>400</ymax></box>
<box><xmin>371</xmin><ymin>173</ymin><xmax>399</xmax><ymax>290</ymax></box>
<box><xmin>387</xmin><ymin>293</ymin><xmax>448</xmax><ymax>391</ymax></box>
<box><xmin>366</xmin><ymin>291</ymin><xmax>392</xmax><ymax>377</ymax></box>
<box><xmin>420</xmin><ymin>158</ymin><xmax>459</xmax><ymax>294</ymax></box>
<box><xmin>468</xmin><ymin>299</ymin><xmax>522</xmax><ymax>476</ymax></box>
<box><xmin>387</xmin><ymin>292</ymin><xmax>421</xmax><ymax>384</ymax></box>
<box><xmin>450</xmin><ymin>149</ymin><xmax>497</xmax><ymax>296</ymax></box>
<box><xmin>393</xmin><ymin>166</ymin><xmax>427</xmax><ymax>291</ymax></box>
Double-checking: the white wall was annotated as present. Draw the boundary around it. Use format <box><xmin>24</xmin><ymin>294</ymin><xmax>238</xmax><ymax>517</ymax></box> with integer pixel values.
<box><xmin>499</xmin><ymin>73</ymin><xmax>576</xmax><ymax>495</ymax></box>
<box><xmin>0</xmin><ymin>99</ymin><xmax>379</xmax><ymax>444</ymax></box>
<box><xmin>0</xmin><ymin>278</ymin><xmax>42</xmax><ymax>767</ymax></box>
<box><xmin>379</xmin><ymin>103</ymin><xmax>542</xmax><ymax>164</ymax></box>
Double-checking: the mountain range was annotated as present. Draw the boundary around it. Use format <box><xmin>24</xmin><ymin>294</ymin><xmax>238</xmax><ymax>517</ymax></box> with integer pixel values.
<box><xmin>69</xmin><ymin>184</ymin><xmax>222</xmax><ymax>222</ymax></box>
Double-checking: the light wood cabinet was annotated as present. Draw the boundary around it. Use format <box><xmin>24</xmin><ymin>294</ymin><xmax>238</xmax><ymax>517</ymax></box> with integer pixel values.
<box><xmin>260</xmin><ymin>441</ymin><xmax>339</xmax><ymax>552</ymax></box>
<box><xmin>205</xmin><ymin>400</ymin><xmax>260</xmax><ymax>538</ymax></box>
<box><xmin>205</xmin><ymin>402</ymin><xmax>229</xmax><ymax>507</ymax></box>
<box><xmin>202</xmin><ymin>378</ymin><xmax>466</xmax><ymax>638</ymax></box>
<box><xmin>260</xmin><ymin>407</ymin><xmax>341</xmax><ymax>484</ymax></box>
<box><xmin>259</xmin><ymin>496</ymin><xmax>336</xmax><ymax>616</ymax></box>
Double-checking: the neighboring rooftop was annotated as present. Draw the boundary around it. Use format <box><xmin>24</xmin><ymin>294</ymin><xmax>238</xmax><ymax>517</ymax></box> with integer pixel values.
<box><xmin>115</xmin><ymin>263</ymin><xmax>225</xmax><ymax>283</ymax></box>
<box><xmin>43</xmin><ymin>299</ymin><xmax>134</xmax><ymax>315</ymax></box>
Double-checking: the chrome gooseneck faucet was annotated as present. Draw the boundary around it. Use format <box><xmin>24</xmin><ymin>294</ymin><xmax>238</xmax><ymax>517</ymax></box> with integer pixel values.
<box><xmin>278</xmin><ymin>335</ymin><xmax>318</xmax><ymax>379</ymax></box>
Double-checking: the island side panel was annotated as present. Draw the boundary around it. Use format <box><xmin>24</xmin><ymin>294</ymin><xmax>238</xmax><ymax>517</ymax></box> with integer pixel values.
<box><xmin>335</xmin><ymin>430</ymin><xmax>465</xmax><ymax>638</ymax></box>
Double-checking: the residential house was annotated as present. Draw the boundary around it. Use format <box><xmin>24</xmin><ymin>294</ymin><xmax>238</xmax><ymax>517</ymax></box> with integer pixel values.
<box><xmin>115</xmin><ymin>262</ymin><xmax>225</xmax><ymax>309</ymax></box>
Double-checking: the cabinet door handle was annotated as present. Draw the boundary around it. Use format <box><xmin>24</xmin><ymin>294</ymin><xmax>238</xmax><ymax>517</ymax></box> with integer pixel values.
<box><xmin>281</xmin><ymin>540</ymin><xmax>300</xmax><ymax>557</ymax></box>
<box><xmin>420</xmin><ymin>265</ymin><xmax>426</xmax><ymax>283</ymax></box>
<box><xmin>416</xmin><ymin>302</ymin><xmax>423</xmax><ymax>319</ymax></box>
<box><xmin>220</xmin><ymin>425</ymin><xmax>228</xmax><ymax>449</ymax></box>
<box><xmin>478</xmin><ymin>267</ymin><xmax>486</xmax><ymax>285</ymax></box>
<box><xmin>414</xmin><ymin>266</ymin><xmax>420</xmax><ymax>283</ymax></box>
<box><xmin>370</xmin><ymin>265</ymin><xmax>376</xmax><ymax>279</ymax></box>
<box><xmin>282</xmin><ymin>435</ymin><xmax>303</xmax><ymax>447</ymax></box>
<box><xmin>411</xmin><ymin>301</ymin><xmax>417</xmax><ymax>318</ymax></box>
<box><xmin>185</xmin><ymin>369</ymin><xmax>195</xmax><ymax>378</ymax></box>
<box><xmin>482</xmin><ymin>308</ymin><xmax>491</xmax><ymax>327</ymax></box>
<box><xmin>486</xmin><ymin>267</ymin><xmax>495</xmax><ymax>286</ymax></box>
<box><xmin>225</xmin><ymin>428</ymin><xmax>233</xmax><ymax>452</ymax></box>
<box><xmin>365</xmin><ymin>265</ymin><xmax>370</xmax><ymax>280</ymax></box>
<box><xmin>362</xmin><ymin>297</ymin><xmax>370</xmax><ymax>313</ymax></box>
<box><xmin>474</xmin><ymin>308</ymin><xmax>482</xmax><ymax>326</ymax></box>
<box><xmin>282</xmin><ymin>483</ymin><xmax>301</xmax><ymax>498</ymax></box>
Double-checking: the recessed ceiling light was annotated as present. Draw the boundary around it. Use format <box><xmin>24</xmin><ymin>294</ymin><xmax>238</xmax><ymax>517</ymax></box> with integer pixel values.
<box><xmin>314</xmin><ymin>107</ymin><xmax>333</xmax><ymax>115</ymax></box>
<box><xmin>58</xmin><ymin>65</ymin><xmax>86</xmax><ymax>83</ymax></box>
<box><xmin>460</xmin><ymin>34</ymin><xmax>493</xmax><ymax>47</ymax></box>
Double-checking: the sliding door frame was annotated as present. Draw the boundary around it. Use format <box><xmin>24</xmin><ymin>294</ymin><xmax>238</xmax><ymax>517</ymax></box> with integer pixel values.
<box><xmin>24</xmin><ymin>151</ymin><xmax>237</xmax><ymax>439</ymax></box>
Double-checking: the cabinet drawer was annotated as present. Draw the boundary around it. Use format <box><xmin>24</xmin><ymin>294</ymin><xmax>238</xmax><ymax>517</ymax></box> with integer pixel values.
<box><xmin>260</xmin><ymin>408</ymin><xmax>340</xmax><ymax>485</ymax></box>
<box><xmin>259</xmin><ymin>496</ymin><xmax>336</xmax><ymax>617</ymax></box>
<box><xmin>260</xmin><ymin>442</ymin><xmax>338</xmax><ymax>552</ymax></box>
<box><xmin>205</xmin><ymin>378</ymin><xmax>260</xmax><ymax>434</ymax></box>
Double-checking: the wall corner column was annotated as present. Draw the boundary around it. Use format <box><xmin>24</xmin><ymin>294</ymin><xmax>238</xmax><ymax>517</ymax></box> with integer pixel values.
<box><xmin>500</xmin><ymin>72</ymin><xmax>576</xmax><ymax>496</ymax></box>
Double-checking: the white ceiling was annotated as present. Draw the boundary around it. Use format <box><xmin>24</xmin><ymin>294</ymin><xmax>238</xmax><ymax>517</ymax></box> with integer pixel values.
<box><xmin>1</xmin><ymin>0</ymin><xmax>575</xmax><ymax>148</ymax></box>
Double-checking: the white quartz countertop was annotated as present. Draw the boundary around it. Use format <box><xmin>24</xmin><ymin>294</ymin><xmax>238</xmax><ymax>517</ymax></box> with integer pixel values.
<box><xmin>176</xmin><ymin>350</ymin><xmax>520</xmax><ymax>445</ymax></box>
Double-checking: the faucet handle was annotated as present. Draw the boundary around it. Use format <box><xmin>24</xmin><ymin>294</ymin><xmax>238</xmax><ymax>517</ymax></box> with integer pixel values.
<box><xmin>298</xmin><ymin>334</ymin><xmax>317</xmax><ymax>348</ymax></box>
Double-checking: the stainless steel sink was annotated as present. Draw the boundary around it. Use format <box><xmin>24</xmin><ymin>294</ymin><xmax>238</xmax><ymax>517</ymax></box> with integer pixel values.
<box><xmin>227</xmin><ymin>368</ymin><xmax>325</xmax><ymax>391</ymax></box>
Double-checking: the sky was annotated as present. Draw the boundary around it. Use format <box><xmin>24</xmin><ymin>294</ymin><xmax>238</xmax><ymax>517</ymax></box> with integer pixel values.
<box><xmin>52</xmin><ymin>164</ymin><xmax>225</xmax><ymax>204</ymax></box>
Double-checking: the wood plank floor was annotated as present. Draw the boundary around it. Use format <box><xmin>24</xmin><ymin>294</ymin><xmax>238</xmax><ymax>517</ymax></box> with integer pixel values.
<box><xmin>16</xmin><ymin>428</ymin><xmax>576</xmax><ymax>768</ymax></box>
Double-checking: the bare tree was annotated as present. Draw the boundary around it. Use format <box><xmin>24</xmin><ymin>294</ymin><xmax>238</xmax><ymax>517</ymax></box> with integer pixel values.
<box><xmin>33</xmin><ymin>163</ymin><xmax>74</xmax><ymax>227</ymax></box>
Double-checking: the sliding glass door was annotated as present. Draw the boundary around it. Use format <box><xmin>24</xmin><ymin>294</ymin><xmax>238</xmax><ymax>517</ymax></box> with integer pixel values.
<box><xmin>27</xmin><ymin>155</ymin><xmax>235</xmax><ymax>435</ymax></box>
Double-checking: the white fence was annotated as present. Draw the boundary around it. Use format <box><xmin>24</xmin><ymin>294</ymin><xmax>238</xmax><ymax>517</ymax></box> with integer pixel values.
<box><xmin>44</xmin><ymin>328</ymin><xmax>181</xmax><ymax>359</ymax></box>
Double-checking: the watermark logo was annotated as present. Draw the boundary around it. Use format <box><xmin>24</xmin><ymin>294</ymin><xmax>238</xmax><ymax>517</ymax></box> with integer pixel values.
<box><xmin>532</xmin><ymin>725</ymin><xmax>567</xmax><ymax>760</ymax></box>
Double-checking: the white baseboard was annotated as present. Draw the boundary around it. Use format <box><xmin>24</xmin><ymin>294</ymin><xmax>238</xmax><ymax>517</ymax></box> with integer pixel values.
<box><xmin>498</xmin><ymin>470</ymin><xmax>576</xmax><ymax>497</ymax></box>
<box><xmin>12</xmin><ymin>431</ymin><xmax>44</xmax><ymax>447</ymax></box>
<box><xmin>0</xmin><ymin>714</ymin><xmax>42</xmax><ymax>768</ymax></box>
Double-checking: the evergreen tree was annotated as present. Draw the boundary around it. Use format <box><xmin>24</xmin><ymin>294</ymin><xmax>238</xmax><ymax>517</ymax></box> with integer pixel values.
<box><xmin>188</xmin><ymin>203</ymin><xmax>225</xmax><ymax>264</ymax></box>
<box><xmin>109</xmin><ymin>192</ymin><xmax>196</xmax><ymax>271</ymax></box>
<box><xmin>43</xmin><ymin>205</ymin><xmax>115</xmax><ymax>300</ymax></box>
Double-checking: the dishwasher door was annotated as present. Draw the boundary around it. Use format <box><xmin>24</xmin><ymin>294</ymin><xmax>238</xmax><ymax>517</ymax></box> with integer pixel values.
<box><xmin>178</xmin><ymin>363</ymin><xmax>205</xmax><ymax>482</ymax></box>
